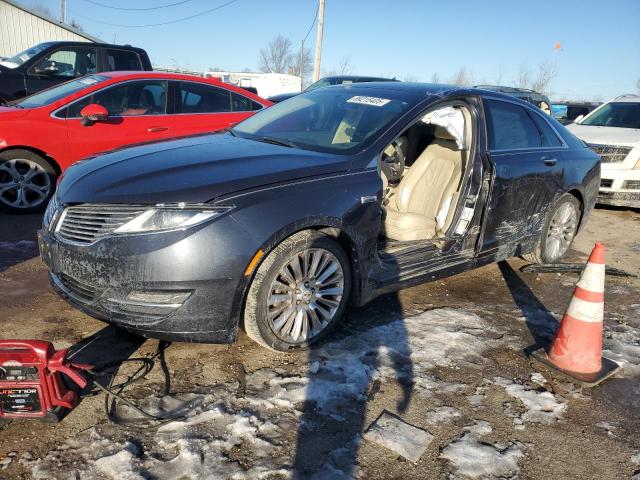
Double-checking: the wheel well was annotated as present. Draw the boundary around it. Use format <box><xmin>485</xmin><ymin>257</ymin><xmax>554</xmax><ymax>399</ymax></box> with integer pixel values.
<box><xmin>0</xmin><ymin>146</ymin><xmax>61</xmax><ymax>175</ymax></box>
<box><xmin>567</xmin><ymin>188</ymin><xmax>585</xmax><ymax>230</ymax></box>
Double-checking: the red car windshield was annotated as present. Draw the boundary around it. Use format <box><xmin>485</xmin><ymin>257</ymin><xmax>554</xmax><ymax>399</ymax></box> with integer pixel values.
<box><xmin>14</xmin><ymin>75</ymin><xmax>109</xmax><ymax>109</ymax></box>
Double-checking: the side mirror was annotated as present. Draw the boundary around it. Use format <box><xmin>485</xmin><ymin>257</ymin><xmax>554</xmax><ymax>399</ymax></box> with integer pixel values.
<box><xmin>80</xmin><ymin>104</ymin><xmax>109</xmax><ymax>126</ymax></box>
<box><xmin>573</xmin><ymin>114</ymin><xmax>584</xmax><ymax>124</ymax></box>
<box><xmin>34</xmin><ymin>63</ymin><xmax>59</xmax><ymax>75</ymax></box>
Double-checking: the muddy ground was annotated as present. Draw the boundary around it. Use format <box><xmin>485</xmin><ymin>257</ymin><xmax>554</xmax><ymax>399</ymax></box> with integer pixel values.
<box><xmin>0</xmin><ymin>207</ymin><xmax>639</xmax><ymax>479</ymax></box>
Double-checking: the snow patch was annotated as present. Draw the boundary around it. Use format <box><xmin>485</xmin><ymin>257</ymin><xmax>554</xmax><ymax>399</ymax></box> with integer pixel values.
<box><xmin>363</xmin><ymin>411</ymin><xmax>433</xmax><ymax>462</ymax></box>
<box><xmin>441</xmin><ymin>420</ymin><xmax>524</xmax><ymax>479</ymax></box>
<box><xmin>494</xmin><ymin>377</ymin><xmax>566</xmax><ymax>425</ymax></box>
<box><xmin>425</xmin><ymin>406</ymin><xmax>463</xmax><ymax>424</ymax></box>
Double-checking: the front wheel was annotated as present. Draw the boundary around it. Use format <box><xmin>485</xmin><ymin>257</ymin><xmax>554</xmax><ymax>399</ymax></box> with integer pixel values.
<box><xmin>523</xmin><ymin>193</ymin><xmax>581</xmax><ymax>264</ymax></box>
<box><xmin>0</xmin><ymin>149</ymin><xmax>57</xmax><ymax>214</ymax></box>
<box><xmin>243</xmin><ymin>230</ymin><xmax>352</xmax><ymax>352</ymax></box>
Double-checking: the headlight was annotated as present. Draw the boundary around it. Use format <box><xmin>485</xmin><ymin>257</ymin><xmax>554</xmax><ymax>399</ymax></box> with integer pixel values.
<box><xmin>43</xmin><ymin>194</ymin><xmax>59</xmax><ymax>230</ymax></box>
<box><xmin>114</xmin><ymin>206</ymin><xmax>231</xmax><ymax>234</ymax></box>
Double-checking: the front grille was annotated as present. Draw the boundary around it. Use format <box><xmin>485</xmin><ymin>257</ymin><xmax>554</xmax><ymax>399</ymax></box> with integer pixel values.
<box><xmin>59</xmin><ymin>273</ymin><xmax>96</xmax><ymax>302</ymax></box>
<box><xmin>600</xmin><ymin>179</ymin><xmax>613</xmax><ymax>188</ymax></box>
<box><xmin>624</xmin><ymin>180</ymin><xmax>640</xmax><ymax>190</ymax></box>
<box><xmin>587</xmin><ymin>143</ymin><xmax>632</xmax><ymax>163</ymax></box>
<box><xmin>56</xmin><ymin>204</ymin><xmax>146</xmax><ymax>244</ymax></box>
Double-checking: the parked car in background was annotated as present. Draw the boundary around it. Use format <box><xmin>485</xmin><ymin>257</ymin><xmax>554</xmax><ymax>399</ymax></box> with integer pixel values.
<box><xmin>39</xmin><ymin>83</ymin><xmax>599</xmax><ymax>349</ymax></box>
<box><xmin>567</xmin><ymin>94</ymin><xmax>640</xmax><ymax>208</ymax></box>
<box><xmin>552</xmin><ymin>101</ymin><xmax>600</xmax><ymax>125</ymax></box>
<box><xmin>267</xmin><ymin>75</ymin><xmax>398</xmax><ymax>103</ymax></box>
<box><xmin>0</xmin><ymin>71</ymin><xmax>271</xmax><ymax>213</ymax></box>
<box><xmin>474</xmin><ymin>85</ymin><xmax>552</xmax><ymax>115</ymax></box>
<box><xmin>0</xmin><ymin>41</ymin><xmax>152</xmax><ymax>104</ymax></box>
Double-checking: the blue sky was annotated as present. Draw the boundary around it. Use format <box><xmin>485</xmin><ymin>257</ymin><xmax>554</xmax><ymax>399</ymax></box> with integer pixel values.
<box><xmin>20</xmin><ymin>0</ymin><xmax>640</xmax><ymax>101</ymax></box>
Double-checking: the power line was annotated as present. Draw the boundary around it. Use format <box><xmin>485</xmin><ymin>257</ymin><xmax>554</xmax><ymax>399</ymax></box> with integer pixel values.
<box><xmin>302</xmin><ymin>4</ymin><xmax>318</xmax><ymax>44</ymax></box>
<box><xmin>82</xmin><ymin>0</ymin><xmax>198</xmax><ymax>11</ymax></box>
<box><xmin>67</xmin><ymin>0</ymin><xmax>241</xmax><ymax>28</ymax></box>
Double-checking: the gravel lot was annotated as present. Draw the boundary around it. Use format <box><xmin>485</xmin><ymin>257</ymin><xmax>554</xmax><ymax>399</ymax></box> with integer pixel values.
<box><xmin>0</xmin><ymin>206</ymin><xmax>639</xmax><ymax>479</ymax></box>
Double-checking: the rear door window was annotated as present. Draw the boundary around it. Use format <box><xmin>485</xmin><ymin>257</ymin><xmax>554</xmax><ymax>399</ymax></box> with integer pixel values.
<box><xmin>485</xmin><ymin>99</ymin><xmax>542</xmax><ymax>150</ymax></box>
<box><xmin>529</xmin><ymin>112</ymin><xmax>563</xmax><ymax>147</ymax></box>
<box><xmin>104</xmin><ymin>49</ymin><xmax>143</xmax><ymax>71</ymax></box>
<box><xmin>179</xmin><ymin>82</ymin><xmax>231</xmax><ymax>113</ymax></box>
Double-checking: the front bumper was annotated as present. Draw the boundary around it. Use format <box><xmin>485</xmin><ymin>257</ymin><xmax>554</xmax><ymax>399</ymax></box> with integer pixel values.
<box><xmin>38</xmin><ymin>216</ymin><xmax>258</xmax><ymax>343</ymax></box>
<box><xmin>598</xmin><ymin>168</ymin><xmax>640</xmax><ymax>208</ymax></box>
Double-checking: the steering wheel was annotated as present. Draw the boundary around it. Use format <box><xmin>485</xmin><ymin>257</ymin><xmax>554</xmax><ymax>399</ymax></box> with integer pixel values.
<box><xmin>380</xmin><ymin>138</ymin><xmax>406</xmax><ymax>183</ymax></box>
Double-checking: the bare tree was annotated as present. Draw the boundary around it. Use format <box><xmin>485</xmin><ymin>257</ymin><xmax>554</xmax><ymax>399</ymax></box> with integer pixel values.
<box><xmin>338</xmin><ymin>55</ymin><xmax>352</xmax><ymax>75</ymax></box>
<box><xmin>494</xmin><ymin>66</ymin><xmax>504</xmax><ymax>85</ymax></box>
<box><xmin>258</xmin><ymin>35</ymin><xmax>293</xmax><ymax>74</ymax></box>
<box><xmin>291</xmin><ymin>46</ymin><xmax>313</xmax><ymax>82</ymax></box>
<box><xmin>530</xmin><ymin>60</ymin><xmax>555</xmax><ymax>94</ymax></box>
<box><xmin>69</xmin><ymin>19</ymin><xmax>83</xmax><ymax>31</ymax></box>
<box><xmin>27</xmin><ymin>2</ymin><xmax>53</xmax><ymax>17</ymax></box>
<box><xmin>449</xmin><ymin>66</ymin><xmax>473</xmax><ymax>86</ymax></box>
<box><xmin>636</xmin><ymin>78</ymin><xmax>640</xmax><ymax>94</ymax></box>
<box><xmin>430</xmin><ymin>72</ymin><xmax>440</xmax><ymax>83</ymax></box>
<box><xmin>514</xmin><ymin>63</ymin><xmax>531</xmax><ymax>89</ymax></box>
<box><xmin>403</xmin><ymin>74</ymin><xmax>420</xmax><ymax>82</ymax></box>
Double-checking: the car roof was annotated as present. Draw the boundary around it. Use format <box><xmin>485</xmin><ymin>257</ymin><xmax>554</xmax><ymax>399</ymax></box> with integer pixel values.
<box><xmin>323</xmin><ymin>81</ymin><xmax>539</xmax><ymax>107</ymax></box>
<box><xmin>608</xmin><ymin>94</ymin><xmax>640</xmax><ymax>104</ymax></box>
<box><xmin>323</xmin><ymin>75</ymin><xmax>397</xmax><ymax>81</ymax></box>
<box><xmin>35</xmin><ymin>41</ymin><xmax>147</xmax><ymax>53</ymax></box>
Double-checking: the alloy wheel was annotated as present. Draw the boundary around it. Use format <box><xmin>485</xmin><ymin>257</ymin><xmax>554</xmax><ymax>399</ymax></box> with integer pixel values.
<box><xmin>0</xmin><ymin>159</ymin><xmax>51</xmax><ymax>209</ymax></box>
<box><xmin>266</xmin><ymin>248</ymin><xmax>345</xmax><ymax>344</ymax></box>
<box><xmin>545</xmin><ymin>202</ymin><xmax>578</xmax><ymax>261</ymax></box>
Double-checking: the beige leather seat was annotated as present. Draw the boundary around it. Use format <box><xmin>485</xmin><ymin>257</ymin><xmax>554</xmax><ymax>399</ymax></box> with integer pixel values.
<box><xmin>383</xmin><ymin>126</ymin><xmax>463</xmax><ymax>241</ymax></box>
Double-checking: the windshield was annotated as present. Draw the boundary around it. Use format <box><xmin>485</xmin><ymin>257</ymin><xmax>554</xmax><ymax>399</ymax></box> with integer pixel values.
<box><xmin>15</xmin><ymin>75</ymin><xmax>109</xmax><ymax>109</ymax></box>
<box><xmin>581</xmin><ymin>102</ymin><xmax>640</xmax><ymax>129</ymax></box>
<box><xmin>0</xmin><ymin>43</ymin><xmax>51</xmax><ymax>69</ymax></box>
<box><xmin>232</xmin><ymin>88</ymin><xmax>413</xmax><ymax>154</ymax></box>
<box><xmin>304</xmin><ymin>78</ymin><xmax>334</xmax><ymax>92</ymax></box>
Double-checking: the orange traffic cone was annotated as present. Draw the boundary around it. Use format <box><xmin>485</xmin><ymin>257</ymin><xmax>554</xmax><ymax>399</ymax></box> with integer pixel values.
<box><xmin>532</xmin><ymin>242</ymin><xmax>620</xmax><ymax>386</ymax></box>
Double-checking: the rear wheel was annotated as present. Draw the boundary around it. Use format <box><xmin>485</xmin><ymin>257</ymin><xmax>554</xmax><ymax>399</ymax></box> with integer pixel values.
<box><xmin>523</xmin><ymin>193</ymin><xmax>581</xmax><ymax>264</ymax></box>
<box><xmin>243</xmin><ymin>230</ymin><xmax>351</xmax><ymax>352</ymax></box>
<box><xmin>0</xmin><ymin>150</ymin><xmax>56</xmax><ymax>214</ymax></box>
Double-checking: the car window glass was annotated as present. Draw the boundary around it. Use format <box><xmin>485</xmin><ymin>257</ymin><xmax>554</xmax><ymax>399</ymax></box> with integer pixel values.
<box><xmin>530</xmin><ymin>112</ymin><xmax>563</xmax><ymax>147</ymax></box>
<box><xmin>485</xmin><ymin>99</ymin><xmax>542</xmax><ymax>150</ymax></box>
<box><xmin>231</xmin><ymin>92</ymin><xmax>262</xmax><ymax>112</ymax></box>
<box><xmin>66</xmin><ymin>80</ymin><xmax>168</xmax><ymax>117</ymax></box>
<box><xmin>179</xmin><ymin>82</ymin><xmax>231</xmax><ymax>113</ymax></box>
<box><xmin>0</xmin><ymin>43</ymin><xmax>50</xmax><ymax>69</ymax></box>
<box><xmin>580</xmin><ymin>102</ymin><xmax>640</xmax><ymax>129</ymax></box>
<box><xmin>33</xmin><ymin>48</ymin><xmax>97</xmax><ymax>77</ymax></box>
<box><xmin>17</xmin><ymin>75</ymin><xmax>108</xmax><ymax>109</ymax></box>
<box><xmin>105</xmin><ymin>49</ymin><xmax>142</xmax><ymax>71</ymax></box>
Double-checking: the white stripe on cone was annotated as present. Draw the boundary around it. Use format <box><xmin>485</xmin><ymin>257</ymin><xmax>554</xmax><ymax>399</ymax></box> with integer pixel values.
<box><xmin>576</xmin><ymin>263</ymin><xmax>605</xmax><ymax>293</ymax></box>
<box><xmin>566</xmin><ymin>296</ymin><xmax>604</xmax><ymax>323</ymax></box>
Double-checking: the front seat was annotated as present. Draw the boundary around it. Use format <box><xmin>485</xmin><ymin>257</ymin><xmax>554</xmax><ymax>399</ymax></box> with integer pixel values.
<box><xmin>383</xmin><ymin>126</ymin><xmax>463</xmax><ymax>241</ymax></box>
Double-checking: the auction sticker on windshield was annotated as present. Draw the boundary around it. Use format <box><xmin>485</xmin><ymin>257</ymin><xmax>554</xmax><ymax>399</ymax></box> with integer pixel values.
<box><xmin>347</xmin><ymin>96</ymin><xmax>391</xmax><ymax>107</ymax></box>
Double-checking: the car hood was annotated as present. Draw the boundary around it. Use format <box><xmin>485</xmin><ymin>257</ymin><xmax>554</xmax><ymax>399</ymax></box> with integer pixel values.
<box><xmin>566</xmin><ymin>124</ymin><xmax>640</xmax><ymax>147</ymax></box>
<box><xmin>57</xmin><ymin>133</ymin><xmax>352</xmax><ymax>204</ymax></box>
<box><xmin>267</xmin><ymin>92</ymin><xmax>299</xmax><ymax>103</ymax></box>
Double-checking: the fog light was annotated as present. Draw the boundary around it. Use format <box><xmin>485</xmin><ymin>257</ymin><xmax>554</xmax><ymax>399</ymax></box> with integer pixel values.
<box><xmin>126</xmin><ymin>291</ymin><xmax>192</xmax><ymax>306</ymax></box>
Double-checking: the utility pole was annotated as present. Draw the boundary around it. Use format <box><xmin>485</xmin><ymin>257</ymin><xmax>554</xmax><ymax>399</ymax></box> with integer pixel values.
<box><xmin>312</xmin><ymin>0</ymin><xmax>325</xmax><ymax>83</ymax></box>
<box><xmin>299</xmin><ymin>40</ymin><xmax>304</xmax><ymax>88</ymax></box>
<box><xmin>59</xmin><ymin>0</ymin><xmax>65</xmax><ymax>23</ymax></box>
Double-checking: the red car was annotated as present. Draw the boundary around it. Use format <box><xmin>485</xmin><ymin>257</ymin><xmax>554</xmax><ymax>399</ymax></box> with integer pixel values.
<box><xmin>0</xmin><ymin>71</ymin><xmax>272</xmax><ymax>213</ymax></box>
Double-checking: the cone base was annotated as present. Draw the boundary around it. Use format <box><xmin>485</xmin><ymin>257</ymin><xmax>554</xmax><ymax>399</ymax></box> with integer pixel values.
<box><xmin>530</xmin><ymin>348</ymin><xmax>621</xmax><ymax>388</ymax></box>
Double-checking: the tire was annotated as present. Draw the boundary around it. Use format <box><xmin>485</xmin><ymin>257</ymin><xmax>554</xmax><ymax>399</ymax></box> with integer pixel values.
<box><xmin>522</xmin><ymin>193</ymin><xmax>582</xmax><ymax>264</ymax></box>
<box><xmin>243</xmin><ymin>230</ymin><xmax>352</xmax><ymax>352</ymax></box>
<box><xmin>0</xmin><ymin>149</ymin><xmax>57</xmax><ymax>214</ymax></box>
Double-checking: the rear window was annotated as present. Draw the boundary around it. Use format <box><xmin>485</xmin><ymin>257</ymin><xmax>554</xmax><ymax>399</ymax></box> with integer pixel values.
<box><xmin>529</xmin><ymin>112</ymin><xmax>563</xmax><ymax>147</ymax></box>
<box><xmin>105</xmin><ymin>49</ymin><xmax>142</xmax><ymax>71</ymax></box>
<box><xmin>231</xmin><ymin>92</ymin><xmax>263</xmax><ymax>112</ymax></box>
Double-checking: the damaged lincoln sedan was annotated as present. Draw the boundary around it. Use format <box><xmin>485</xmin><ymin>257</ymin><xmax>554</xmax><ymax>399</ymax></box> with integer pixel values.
<box><xmin>38</xmin><ymin>83</ymin><xmax>600</xmax><ymax>351</ymax></box>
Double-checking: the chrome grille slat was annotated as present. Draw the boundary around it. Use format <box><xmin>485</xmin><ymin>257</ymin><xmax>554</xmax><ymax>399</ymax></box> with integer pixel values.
<box><xmin>587</xmin><ymin>143</ymin><xmax>632</xmax><ymax>163</ymax></box>
<box><xmin>57</xmin><ymin>204</ymin><xmax>147</xmax><ymax>244</ymax></box>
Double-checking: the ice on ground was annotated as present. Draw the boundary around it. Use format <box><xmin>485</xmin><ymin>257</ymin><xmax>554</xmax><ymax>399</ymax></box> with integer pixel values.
<box><xmin>363</xmin><ymin>411</ymin><xmax>433</xmax><ymax>462</ymax></box>
<box><xmin>494</xmin><ymin>377</ymin><xmax>566</xmax><ymax>425</ymax></box>
<box><xmin>530</xmin><ymin>372</ymin><xmax>547</xmax><ymax>386</ymax></box>
<box><xmin>28</xmin><ymin>308</ymin><xmax>501</xmax><ymax>479</ymax></box>
<box><xmin>425</xmin><ymin>406</ymin><xmax>463</xmax><ymax>424</ymax></box>
<box><xmin>441</xmin><ymin>420</ymin><xmax>524</xmax><ymax>479</ymax></box>
<box><xmin>603</xmin><ymin>321</ymin><xmax>640</xmax><ymax>376</ymax></box>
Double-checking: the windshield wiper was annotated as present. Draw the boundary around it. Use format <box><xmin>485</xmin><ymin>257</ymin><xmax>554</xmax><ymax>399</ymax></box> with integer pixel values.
<box><xmin>258</xmin><ymin>136</ymin><xmax>298</xmax><ymax>149</ymax></box>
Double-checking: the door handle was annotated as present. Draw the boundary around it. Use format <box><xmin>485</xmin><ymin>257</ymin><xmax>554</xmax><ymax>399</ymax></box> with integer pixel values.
<box><xmin>148</xmin><ymin>126</ymin><xmax>168</xmax><ymax>133</ymax></box>
<box><xmin>541</xmin><ymin>156</ymin><xmax>557</xmax><ymax>166</ymax></box>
